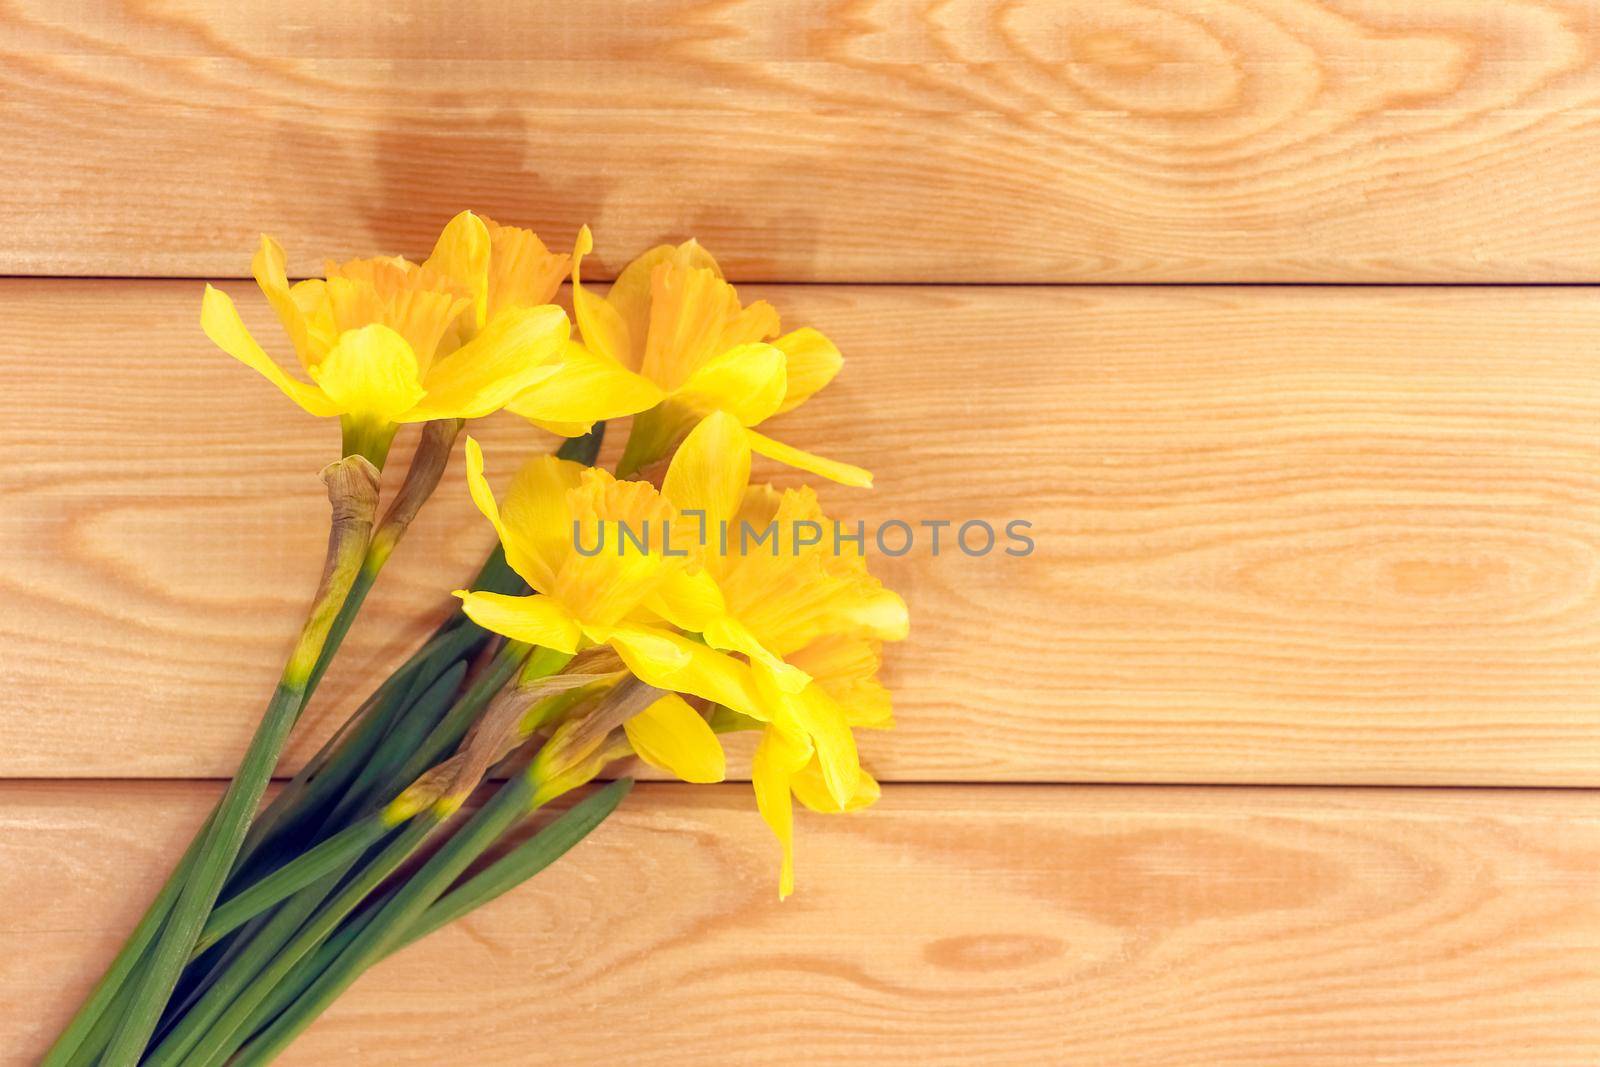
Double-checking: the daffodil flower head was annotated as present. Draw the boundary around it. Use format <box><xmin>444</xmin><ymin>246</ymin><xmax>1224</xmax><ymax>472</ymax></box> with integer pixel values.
<box><xmin>200</xmin><ymin>211</ymin><xmax>573</xmax><ymax>466</ymax></box>
<box><xmin>453</xmin><ymin>438</ymin><xmax>764</xmax><ymax>722</ymax></box>
<box><xmin>728</xmin><ymin>483</ymin><xmax>905</xmax><ymax>897</ymax></box>
<box><xmin>657</xmin><ymin>412</ymin><xmax>907</xmax><ymax>897</ymax></box>
<box><xmin>455</xmin><ymin>439</ymin><xmax>674</xmax><ymax>651</ymax></box>
<box><xmin>662</xmin><ymin>413</ymin><xmax>906</xmax><ymax>666</ymax></box>
<box><xmin>561</xmin><ymin>227</ymin><xmax>870</xmax><ymax>486</ymax></box>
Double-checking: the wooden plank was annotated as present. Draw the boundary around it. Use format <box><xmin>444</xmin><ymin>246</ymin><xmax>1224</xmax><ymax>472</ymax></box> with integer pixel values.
<box><xmin>6</xmin><ymin>781</ymin><xmax>1599</xmax><ymax>1065</ymax></box>
<box><xmin>6</xmin><ymin>1</ymin><xmax>1600</xmax><ymax>281</ymax></box>
<box><xmin>4</xmin><ymin>281</ymin><xmax>1600</xmax><ymax>784</ymax></box>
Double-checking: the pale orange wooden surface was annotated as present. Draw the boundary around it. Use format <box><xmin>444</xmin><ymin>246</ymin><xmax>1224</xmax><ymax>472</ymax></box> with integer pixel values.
<box><xmin>8</xmin><ymin>782</ymin><xmax>1600</xmax><ymax>1066</ymax></box>
<box><xmin>4</xmin><ymin>282</ymin><xmax>1600</xmax><ymax>783</ymax></box>
<box><xmin>8</xmin><ymin>0</ymin><xmax>1600</xmax><ymax>281</ymax></box>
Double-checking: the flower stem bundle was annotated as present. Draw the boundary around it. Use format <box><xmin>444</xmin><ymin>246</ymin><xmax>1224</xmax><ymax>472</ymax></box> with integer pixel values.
<box><xmin>45</xmin><ymin>212</ymin><xmax>907</xmax><ymax>1064</ymax></box>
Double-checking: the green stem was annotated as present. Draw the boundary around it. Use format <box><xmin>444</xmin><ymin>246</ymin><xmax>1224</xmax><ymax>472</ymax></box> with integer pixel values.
<box><xmin>194</xmin><ymin>814</ymin><xmax>390</xmax><ymax>955</ymax></box>
<box><xmin>101</xmin><ymin>682</ymin><xmax>307</xmax><ymax>1063</ymax></box>
<box><xmin>409</xmin><ymin>778</ymin><xmax>632</xmax><ymax>943</ymax></box>
<box><xmin>63</xmin><ymin>931</ymin><xmax>165</xmax><ymax>1067</ymax></box>
<box><xmin>47</xmin><ymin>613</ymin><xmax>432</xmax><ymax>1065</ymax></box>
<box><xmin>165</xmin><ymin>648</ymin><xmax>468</xmax><ymax>1036</ymax></box>
<box><xmin>148</xmin><ymin>818</ymin><xmax>439</xmax><ymax>1067</ymax></box>
<box><xmin>231</xmin><ymin>624</ymin><xmax>470</xmax><ymax>880</ymax></box>
<box><xmin>150</xmin><ymin>643</ymin><xmax>523</xmax><ymax>1059</ymax></box>
<box><xmin>235</xmin><ymin>539</ymin><xmax>525</xmax><ymax>880</ymax></box>
<box><xmin>301</xmin><ymin>558</ymin><xmax>380</xmax><ymax>698</ymax></box>
<box><xmin>224</xmin><ymin>779</ymin><xmax>631</xmax><ymax>1055</ymax></box>
<box><xmin>232</xmin><ymin>775</ymin><xmax>539</xmax><ymax>1065</ymax></box>
<box><xmin>38</xmin><ymin>809</ymin><xmax>213</xmax><ymax>1067</ymax></box>
<box><xmin>164</xmin><ymin>633</ymin><xmax>466</xmax><ymax>1030</ymax></box>
<box><xmin>53</xmin><ymin>433</ymin><xmax>584</xmax><ymax>1063</ymax></box>
<box><xmin>43</xmin><ymin>617</ymin><xmax>432</xmax><ymax>1067</ymax></box>
<box><xmin>227</xmin><ymin>884</ymin><xmax>391</xmax><ymax>1047</ymax></box>
<box><xmin>339</xmin><ymin>417</ymin><xmax>397</xmax><ymax>471</ymax></box>
<box><xmin>316</xmin><ymin>661</ymin><xmax>468</xmax><ymax>832</ymax></box>
<box><xmin>103</xmin><ymin>456</ymin><xmax>380</xmax><ymax>1064</ymax></box>
<box><xmin>168</xmin><ymin>642</ymin><xmax>531</xmax><ymax>1059</ymax></box>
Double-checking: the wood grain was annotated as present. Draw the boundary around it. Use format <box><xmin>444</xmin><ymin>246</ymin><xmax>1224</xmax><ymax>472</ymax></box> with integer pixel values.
<box><xmin>4</xmin><ymin>281</ymin><xmax>1600</xmax><ymax>784</ymax></box>
<box><xmin>7</xmin><ymin>0</ymin><xmax>1600</xmax><ymax>281</ymax></box>
<box><xmin>4</xmin><ymin>781</ymin><xmax>1598</xmax><ymax>1066</ymax></box>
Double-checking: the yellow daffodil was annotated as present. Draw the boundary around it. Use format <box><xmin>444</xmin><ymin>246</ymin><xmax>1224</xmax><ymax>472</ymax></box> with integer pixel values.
<box><xmin>200</xmin><ymin>212</ymin><xmax>648</xmax><ymax>466</ymax></box>
<box><xmin>551</xmin><ymin>227</ymin><xmax>871</xmax><ymax>486</ymax></box>
<box><xmin>655</xmin><ymin>411</ymin><xmax>907</xmax><ymax>896</ymax></box>
<box><xmin>732</xmin><ymin>481</ymin><xmax>905</xmax><ymax>896</ymax></box>
<box><xmin>752</xmin><ymin>628</ymin><xmax>895</xmax><ymax>891</ymax></box>
<box><xmin>425</xmin><ymin>215</ymin><xmax>663</xmax><ymax>439</ymax></box>
<box><xmin>453</xmin><ymin>439</ymin><xmax>762</xmax><ymax>744</ymax></box>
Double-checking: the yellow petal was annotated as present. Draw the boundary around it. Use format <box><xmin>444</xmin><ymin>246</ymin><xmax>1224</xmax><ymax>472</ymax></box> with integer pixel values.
<box><xmin>606</xmin><ymin>239</ymin><xmax>727</xmax><ymax>366</ymax></box>
<box><xmin>718</xmin><ymin>298</ymin><xmax>781</xmax><ymax>351</ymax></box>
<box><xmin>482</xmin><ymin>218</ymin><xmax>570</xmax><ymax>319</ymax></box>
<box><xmin>251</xmin><ymin>236</ymin><xmax>333</xmax><ymax>369</ymax></box>
<box><xmin>405</xmin><ymin>304</ymin><xmax>569</xmax><ymax>422</ymax></box>
<box><xmin>752</xmin><ymin>722</ymin><xmax>813</xmax><ymax>899</ymax></box>
<box><xmin>605</xmin><ymin>625</ymin><xmax>764</xmax><ymax>718</ymax></box>
<box><xmin>670</xmin><ymin>343</ymin><xmax>787</xmax><ymax>426</ymax></box>
<box><xmin>746</xmin><ymin>428</ymin><xmax>872</xmax><ymax>488</ymax></box>
<box><xmin>772</xmin><ymin>328</ymin><xmax>842</xmax><ymax>415</ymax></box>
<box><xmin>761</xmin><ymin>670</ymin><xmax>861</xmax><ymax>810</ymax></box>
<box><xmin>640</xmin><ymin>263</ymin><xmax>747</xmax><ymax>389</ymax></box>
<box><xmin>319</xmin><ymin>258</ymin><xmax>469</xmax><ymax>373</ymax></box>
<box><xmin>844</xmin><ymin>587</ymin><xmax>911</xmax><ymax>642</ymax></box>
<box><xmin>839</xmin><ymin>683</ymin><xmax>894</xmax><ymax>728</ymax></box>
<box><xmin>605</xmin><ymin>247</ymin><xmax>674</xmax><ymax>369</ymax></box>
<box><xmin>570</xmin><ymin>226</ymin><xmax>634</xmax><ymax>369</ymax></box>
<box><xmin>454</xmin><ymin>590</ymin><xmax>582</xmax><ymax>653</ymax></box>
<box><xmin>423</xmin><ymin>210</ymin><xmax>492</xmax><ymax>333</ymax></box>
<box><xmin>506</xmin><ymin>340</ymin><xmax>664</xmax><ymax>426</ymax></box>
<box><xmin>788</xmin><ymin>635</ymin><xmax>895</xmax><ymax>728</ymax></box>
<box><xmin>792</xmin><ymin>759</ymin><xmax>880</xmax><ymax>814</ymax></box>
<box><xmin>527</xmin><ymin>418</ymin><xmax>594</xmax><ymax>437</ymax></box>
<box><xmin>555</xmin><ymin>472</ymin><xmax>680</xmax><ymax>626</ymax></box>
<box><xmin>644</xmin><ymin>568</ymin><xmax>726</xmax><ymax>633</ymax></box>
<box><xmin>308</xmin><ymin>323</ymin><xmax>427</xmax><ymax>425</ymax></box>
<box><xmin>736</xmin><ymin>483</ymin><xmax>784</xmax><ymax>529</ymax></box>
<box><xmin>701</xmin><ymin>615</ymin><xmax>810</xmax><ymax>693</ymax></box>
<box><xmin>599</xmin><ymin>623</ymin><xmax>689</xmax><ymax>672</ymax></box>
<box><xmin>201</xmin><ymin>285</ymin><xmax>340</xmax><ymax>417</ymax></box>
<box><xmin>463</xmin><ymin>438</ymin><xmax>580</xmax><ymax>592</ymax></box>
<box><xmin>623</xmin><ymin>693</ymin><xmax>726</xmax><ymax>784</ymax></box>
<box><xmin>463</xmin><ymin>436</ymin><xmax>516</xmax><ymax>571</ymax></box>
<box><xmin>663</xmin><ymin>410</ymin><xmax>751</xmax><ymax>527</ymax></box>
<box><xmin>500</xmin><ymin>452</ymin><xmax>586</xmax><ymax>591</ymax></box>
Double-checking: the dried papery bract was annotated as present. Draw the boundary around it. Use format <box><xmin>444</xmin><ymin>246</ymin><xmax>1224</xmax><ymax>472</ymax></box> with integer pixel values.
<box><xmin>367</xmin><ymin>419</ymin><xmax>463</xmax><ymax>570</ymax></box>
<box><xmin>286</xmin><ymin>456</ymin><xmax>382</xmax><ymax>684</ymax></box>
<box><xmin>386</xmin><ymin>651</ymin><xmax>631</xmax><ymax>822</ymax></box>
<box><xmin>528</xmin><ymin>678</ymin><xmax>666</xmax><ymax>805</ymax></box>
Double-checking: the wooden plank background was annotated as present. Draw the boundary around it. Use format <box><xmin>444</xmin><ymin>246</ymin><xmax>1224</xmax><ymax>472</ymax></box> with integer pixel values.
<box><xmin>4</xmin><ymin>1</ymin><xmax>1600</xmax><ymax>1064</ymax></box>
<box><xmin>8</xmin><ymin>0</ymin><xmax>1600</xmax><ymax>282</ymax></box>
<box><xmin>5</xmin><ymin>282</ymin><xmax>1600</xmax><ymax>784</ymax></box>
<box><xmin>8</xmin><ymin>783</ymin><xmax>1600</xmax><ymax>1066</ymax></box>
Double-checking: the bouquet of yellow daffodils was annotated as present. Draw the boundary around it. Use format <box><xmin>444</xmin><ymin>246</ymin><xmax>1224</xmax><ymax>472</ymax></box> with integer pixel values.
<box><xmin>45</xmin><ymin>212</ymin><xmax>905</xmax><ymax>1066</ymax></box>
